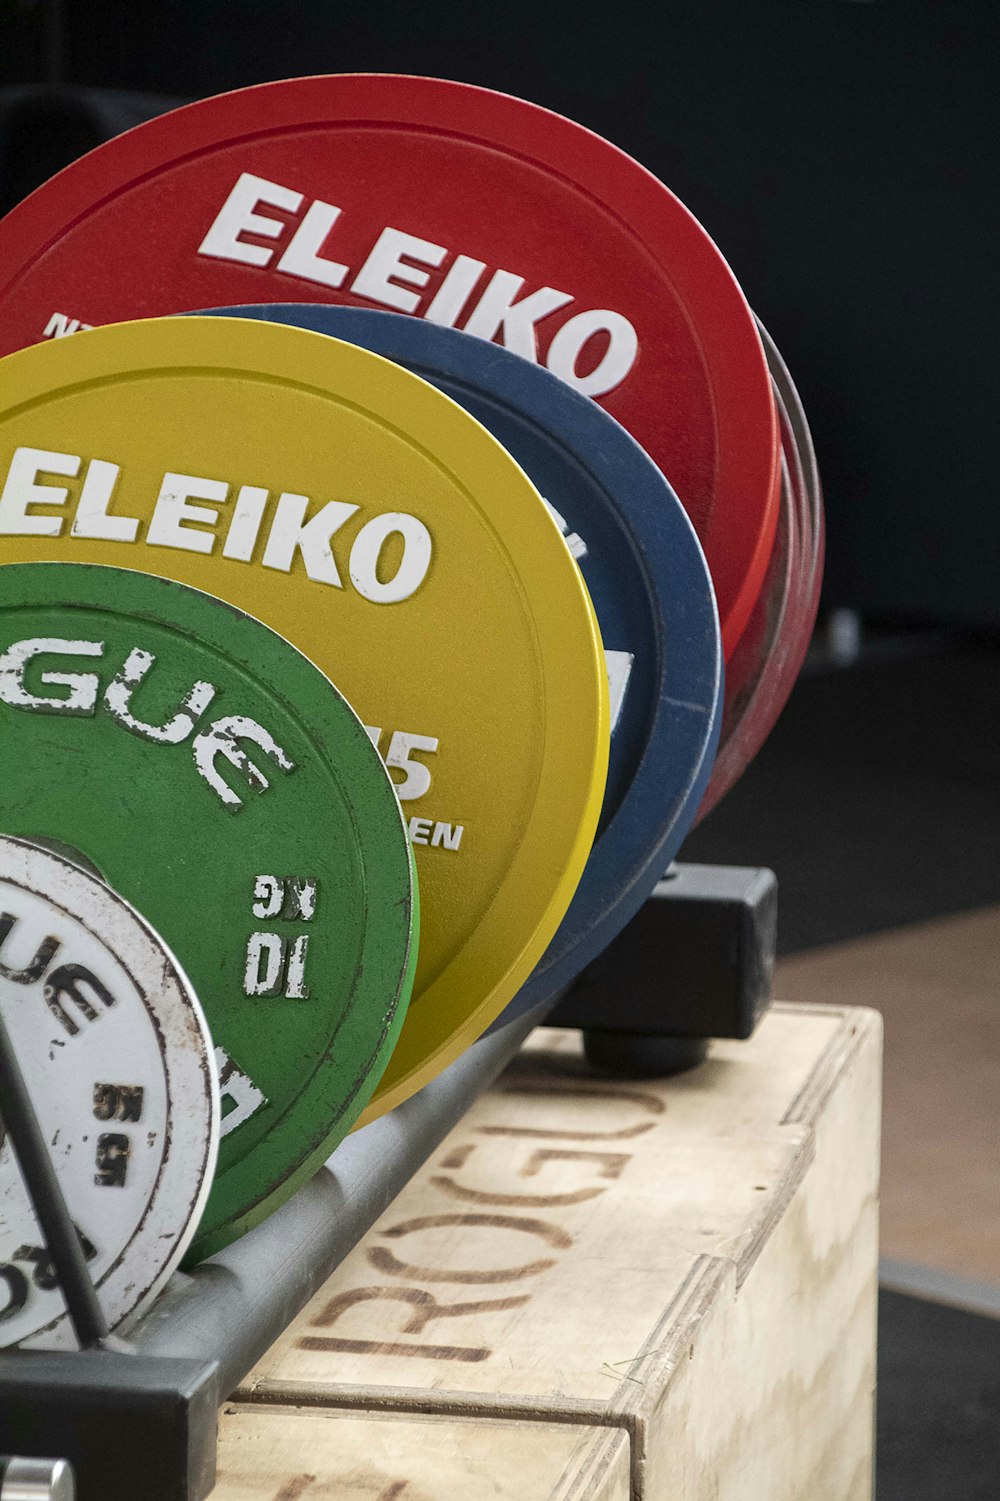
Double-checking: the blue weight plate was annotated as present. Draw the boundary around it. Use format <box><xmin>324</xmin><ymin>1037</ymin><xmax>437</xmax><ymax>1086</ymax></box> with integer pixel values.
<box><xmin>194</xmin><ymin>303</ymin><xmax>723</xmax><ymax>1018</ymax></box>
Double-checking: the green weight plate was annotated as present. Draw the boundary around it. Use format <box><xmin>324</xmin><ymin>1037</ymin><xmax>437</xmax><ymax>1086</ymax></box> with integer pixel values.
<box><xmin>0</xmin><ymin>562</ymin><xmax>417</xmax><ymax>1261</ymax></box>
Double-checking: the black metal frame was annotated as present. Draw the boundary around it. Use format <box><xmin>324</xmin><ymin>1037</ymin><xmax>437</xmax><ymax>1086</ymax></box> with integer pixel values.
<box><xmin>0</xmin><ymin>999</ymin><xmax>554</xmax><ymax>1500</ymax></box>
<box><xmin>0</xmin><ymin>862</ymin><xmax>776</xmax><ymax>1500</ymax></box>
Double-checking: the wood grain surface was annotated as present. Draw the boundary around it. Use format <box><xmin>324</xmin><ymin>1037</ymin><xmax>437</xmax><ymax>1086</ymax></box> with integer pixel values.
<box><xmin>216</xmin><ymin>1004</ymin><xmax>882</xmax><ymax>1499</ymax></box>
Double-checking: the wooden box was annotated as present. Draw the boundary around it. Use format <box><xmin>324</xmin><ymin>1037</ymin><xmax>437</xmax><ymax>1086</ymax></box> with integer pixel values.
<box><xmin>214</xmin><ymin>1003</ymin><xmax>881</xmax><ymax>1500</ymax></box>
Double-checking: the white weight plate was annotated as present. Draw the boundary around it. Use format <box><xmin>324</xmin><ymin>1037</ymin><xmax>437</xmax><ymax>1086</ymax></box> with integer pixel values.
<box><xmin>0</xmin><ymin>835</ymin><xmax>219</xmax><ymax>1348</ymax></box>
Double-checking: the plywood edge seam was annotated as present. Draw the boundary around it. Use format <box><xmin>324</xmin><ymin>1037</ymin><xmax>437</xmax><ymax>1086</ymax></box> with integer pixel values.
<box><xmin>548</xmin><ymin>1427</ymin><xmax>631</xmax><ymax>1501</ymax></box>
<box><xmin>777</xmin><ymin>1006</ymin><xmax>881</xmax><ymax>1126</ymax></box>
<box><xmin>234</xmin><ymin>1378</ymin><xmax>620</xmax><ymax>1429</ymax></box>
<box><xmin>216</xmin><ymin>1402</ymin><xmax>633</xmax><ymax>1501</ymax></box>
<box><xmin>734</xmin><ymin>1124</ymin><xmax>817</xmax><ymax>1289</ymax></box>
<box><xmin>606</xmin><ymin>1255</ymin><xmax>727</xmax><ymax>1422</ymax></box>
<box><xmin>605</xmin><ymin>1257</ymin><xmax>730</xmax><ymax>1499</ymax></box>
<box><xmin>229</xmin><ymin>1387</ymin><xmax>639</xmax><ymax>1501</ymax></box>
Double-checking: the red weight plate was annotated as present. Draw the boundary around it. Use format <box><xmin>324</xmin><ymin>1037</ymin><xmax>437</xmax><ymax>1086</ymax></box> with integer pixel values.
<box><xmin>765</xmin><ymin>322</ymin><xmax>825</xmax><ymax>634</ymax></box>
<box><xmin>695</xmin><ymin>321</ymin><xmax>824</xmax><ymax>818</ymax></box>
<box><xmin>0</xmin><ymin>74</ymin><xmax>779</xmax><ymax>658</ymax></box>
<box><xmin>697</xmin><ymin>441</ymin><xmax>798</xmax><ymax>818</ymax></box>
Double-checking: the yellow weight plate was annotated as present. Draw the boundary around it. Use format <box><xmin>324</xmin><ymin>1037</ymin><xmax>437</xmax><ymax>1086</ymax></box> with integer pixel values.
<box><xmin>0</xmin><ymin>317</ymin><xmax>609</xmax><ymax>1118</ymax></box>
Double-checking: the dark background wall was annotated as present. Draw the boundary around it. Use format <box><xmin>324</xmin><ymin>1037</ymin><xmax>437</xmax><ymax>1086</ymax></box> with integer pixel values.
<box><xmin>1</xmin><ymin>0</ymin><xmax>997</xmax><ymax>628</ymax></box>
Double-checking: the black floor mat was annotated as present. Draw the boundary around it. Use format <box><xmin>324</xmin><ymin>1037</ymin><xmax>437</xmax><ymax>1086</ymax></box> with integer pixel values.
<box><xmin>878</xmin><ymin>1289</ymin><xmax>1000</xmax><ymax>1500</ymax></box>
<box><xmin>682</xmin><ymin>638</ymin><xmax>1000</xmax><ymax>953</ymax></box>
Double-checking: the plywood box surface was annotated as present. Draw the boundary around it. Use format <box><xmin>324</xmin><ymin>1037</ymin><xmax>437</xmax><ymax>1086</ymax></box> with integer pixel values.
<box><xmin>216</xmin><ymin>1003</ymin><xmax>881</xmax><ymax>1500</ymax></box>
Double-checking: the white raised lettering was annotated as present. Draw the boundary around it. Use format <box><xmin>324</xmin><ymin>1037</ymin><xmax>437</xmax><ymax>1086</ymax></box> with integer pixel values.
<box><xmin>0</xmin><ymin>447</ymin><xmax>79</xmax><ymax>536</ymax></box>
<box><xmin>243</xmin><ymin>933</ymin><xmax>286</xmax><ymax>997</ymax></box>
<box><xmin>542</xmin><ymin>498</ymin><xmax>588</xmax><ymax>561</ymax></box>
<box><xmin>71</xmin><ymin>459</ymin><xmax>140</xmax><ymax>543</ymax></box>
<box><xmin>384</xmin><ymin>731</ymin><xmax>438</xmax><ymax>800</ymax></box>
<box><xmin>464</xmin><ymin>272</ymin><xmax>573</xmax><ymax>361</ymax></box>
<box><xmin>192</xmin><ymin>714</ymin><xmax>296</xmax><ymax>811</ymax></box>
<box><xmin>147</xmin><ymin>472</ymin><xmax>229</xmax><ymax>555</ymax></box>
<box><xmin>43</xmin><ymin>313</ymin><xmax>92</xmax><ymax>339</ymax></box>
<box><xmin>425</xmin><ymin>254</ymin><xmax>487</xmax><ymax>328</ymax></box>
<box><xmin>276</xmin><ymin>199</ymin><xmax>349</xmax><ymax>288</ymax></box>
<box><xmin>282</xmin><ymin>878</ymin><xmax>317</xmax><ymax>921</ymax></box>
<box><xmin>605</xmin><ymin>650</ymin><xmax>635</xmax><ymax>735</ymax></box>
<box><xmin>103</xmin><ymin>648</ymin><xmax>216</xmax><ymax>744</ymax></box>
<box><xmin>431</xmin><ymin>821</ymin><xmax>463</xmax><ymax>851</ymax></box>
<box><xmin>352</xmin><ymin>227</ymin><xmax>448</xmax><ymax>314</ymax></box>
<box><xmin>215</xmin><ymin>1046</ymin><xmax>267</xmax><ymax>1135</ymax></box>
<box><xmin>198</xmin><ymin>172</ymin><xmax>301</xmax><ymax>267</ymax></box>
<box><xmin>409</xmin><ymin>817</ymin><xmax>432</xmax><ymax>846</ymax></box>
<box><xmin>0</xmin><ymin>638</ymin><xmax>102</xmax><ymax>715</ymax></box>
<box><xmin>546</xmin><ymin>309</ymin><xmax>638</xmax><ymax>397</ymax></box>
<box><xmin>222</xmin><ymin>484</ymin><xmax>269</xmax><ymax>562</ymax></box>
<box><xmin>349</xmin><ymin>512</ymin><xmax>433</xmax><ymax>604</ymax></box>
<box><xmin>261</xmin><ymin>493</ymin><xmax>358</xmax><ymax>585</ymax></box>
<box><xmin>251</xmin><ymin>875</ymin><xmax>284</xmax><ymax>920</ymax></box>
<box><xmin>284</xmin><ymin>935</ymin><xmax>310</xmax><ymax>1000</ymax></box>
